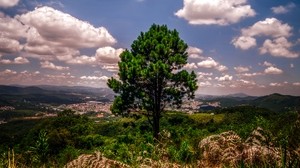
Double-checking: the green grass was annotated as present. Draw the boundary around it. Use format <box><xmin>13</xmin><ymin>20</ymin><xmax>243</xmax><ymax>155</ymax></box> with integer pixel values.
<box><xmin>189</xmin><ymin>113</ymin><xmax>225</xmax><ymax>124</ymax></box>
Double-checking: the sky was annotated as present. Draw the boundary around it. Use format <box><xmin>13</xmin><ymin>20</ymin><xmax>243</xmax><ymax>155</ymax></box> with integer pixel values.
<box><xmin>0</xmin><ymin>0</ymin><xmax>300</xmax><ymax>96</ymax></box>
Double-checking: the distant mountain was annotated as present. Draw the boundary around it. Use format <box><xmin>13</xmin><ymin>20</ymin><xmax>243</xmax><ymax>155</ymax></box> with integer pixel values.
<box><xmin>197</xmin><ymin>93</ymin><xmax>300</xmax><ymax>112</ymax></box>
<box><xmin>0</xmin><ymin>85</ymin><xmax>115</xmax><ymax>105</ymax></box>
<box><xmin>196</xmin><ymin>93</ymin><xmax>256</xmax><ymax>101</ymax></box>
<box><xmin>251</xmin><ymin>93</ymin><xmax>300</xmax><ymax>112</ymax></box>
<box><xmin>225</xmin><ymin>93</ymin><xmax>251</xmax><ymax>98</ymax></box>
<box><xmin>0</xmin><ymin>85</ymin><xmax>52</xmax><ymax>95</ymax></box>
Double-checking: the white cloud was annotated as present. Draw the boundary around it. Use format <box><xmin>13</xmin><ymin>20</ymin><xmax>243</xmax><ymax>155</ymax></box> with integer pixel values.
<box><xmin>67</xmin><ymin>47</ymin><xmax>123</xmax><ymax>69</ymax></box>
<box><xmin>261</xmin><ymin>61</ymin><xmax>274</xmax><ymax>67</ymax></box>
<box><xmin>102</xmin><ymin>64</ymin><xmax>119</xmax><ymax>72</ymax></box>
<box><xmin>290</xmin><ymin>64</ymin><xmax>294</xmax><ymax>68</ymax></box>
<box><xmin>67</xmin><ymin>55</ymin><xmax>96</xmax><ymax>65</ymax></box>
<box><xmin>175</xmin><ymin>0</ymin><xmax>255</xmax><ymax>25</ymax></box>
<box><xmin>0</xmin><ymin>6</ymin><xmax>118</xmax><ymax>64</ymax></box>
<box><xmin>0</xmin><ymin>69</ymin><xmax>17</xmax><ymax>75</ymax></box>
<box><xmin>0</xmin><ymin>13</ymin><xmax>27</xmax><ymax>55</ymax></box>
<box><xmin>264</xmin><ymin>66</ymin><xmax>283</xmax><ymax>75</ymax></box>
<box><xmin>241</xmin><ymin>18</ymin><xmax>292</xmax><ymax>38</ymax></box>
<box><xmin>216</xmin><ymin>75</ymin><xmax>233</xmax><ymax>81</ymax></box>
<box><xmin>259</xmin><ymin>37</ymin><xmax>299</xmax><ymax>58</ymax></box>
<box><xmin>184</xmin><ymin>63</ymin><xmax>197</xmax><ymax>69</ymax></box>
<box><xmin>80</xmin><ymin>75</ymin><xmax>109</xmax><ymax>81</ymax></box>
<box><xmin>17</xmin><ymin>6</ymin><xmax>116</xmax><ymax>49</ymax></box>
<box><xmin>0</xmin><ymin>0</ymin><xmax>19</xmax><ymax>8</ymax></box>
<box><xmin>41</xmin><ymin>61</ymin><xmax>69</xmax><ymax>71</ymax></box>
<box><xmin>197</xmin><ymin>57</ymin><xmax>218</xmax><ymax>68</ymax></box>
<box><xmin>96</xmin><ymin>46</ymin><xmax>124</xmax><ymax>64</ymax></box>
<box><xmin>197</xmin><ymin>57</ymin><xmax>227</xmax><ymax>72</ymax></box>
<box><xmin>0</xmin><ymin>57</ymin><xmax>29</xmax><ymax>64</ymax></box>
<box><xmin>216</xmin><ymin>65</ymin><xmax>228</xmax><ymax>72</ymax></box>
<box><xmin>187</xmin><ymin>46</ymin><xmax>203</xmax><ymax>59</ymax></box>
<box><xmin>0</xmin><ymin>38</ymin><xmax>22</xmax><ymax>54</ymax></box>
<box><xmin>271</xmin><ymin>3</ymin><xmax>295</xmax><ymax>14</ymax></box>
<box><xmin>197</xmin><ymin>72</ymin><xmax>213</xmax><ymax>80</ymax></box>
<box><xmin>198</xmin><ymin>81</ymin><xmax>212</xmax><ymax>87</ymax></box>
<box><xmin>234</xmin><ymin>66</ymin><xmax>250</xmax><ymax>73</ymax></box>
<box><xmin>237</xmin><ymin>79</ymin><xmax>256</xmax><ymax>86</ymax></box>
<box><xmin>293</xmin><ymin>82</ymin><xmax>300</xmax><ymax>86</ymax></box>
<box><xmin>232</xmin><ymin>36</ymin><xmax>256</xmax><ymax>50</ymax></box>
<box><xmin>232</xmin><ymin>18</ymin><xmax>294</xmax><ymax>51</ymax></box>
<box><xmin>270</xmin><ymin>83</ymin><xmax>283</xmax><ymax>87</ymax></box>
<box><xmin>238</xmin><ymin>72</ymin><xmax>262</xmax><ymax>77</ymax></box>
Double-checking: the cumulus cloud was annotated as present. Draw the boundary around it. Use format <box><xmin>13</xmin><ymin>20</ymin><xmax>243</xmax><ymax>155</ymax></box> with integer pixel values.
<box><xmin>41</xmin><ymin>61</ymin><xmax>70</xmax><ymax>71</ymax></box>
<box><xmin>0</xmin><ymin>38</ymin><xmax>22</xmax><ymax>54</ymax></box>
<box><xmin>271</xmin><ymin>3</ymin><xmax>295</xmax><ymax>14</ymax></box>
<box><xmin>270</xmin><ymin>83</ymin><xmax>283</xmax><ymax>87</ymax></box>
<box><xmin>80</xmin><ymin>75</ymin><xmax>109</xmax><ymax>81</ymax></box>
<box><xmin>67</xmin><ymin>55</ymin><xmax>96</xmax><ymax>65</ymax></box>
<box><xmin>0</xmin><ymin>69</ymin><xmax>17</xmax><ymax>75</ymax></box>
<box><xmin>198</xmin><ymin>81</ymin><xmax>212</xmax><ymax>87</ymax></box>
<box><xmin>0</xmin><ymin>13</ymin><xmax>28</xmax><ymax>55</ymax></box>
<box><xmin>259</xmin><ymin>37</ymin><xmax>299</xmax><ymax>58</ymax></box>
<box><xmin>234</xmin><ymin>66</ymin><xmax>250</xmax><ymax>73</ymax></box>
<box><xmin>67</xmin><ymin>46</ymin><xmax>124</xmax><ymax>72</ymax></box>
<box><xmin>197</xmin><ymin>72</ymin><xmax>213</xmax><ymax>80</ymax></box>
<box><xmin>96</xmin><ymin>46</ymin><xmax>123</xmax><ymax>64</ymax></box>
<box><xmin>184</xmin><ymin>63</ymin><xmax>197</xmax><ymax>69</ymax></box>
<box><xmin>232</xmin><ymin>18</ymin><xmax>298</xmax><ymax>58</ymax></box>
<box><xmin>17</xmin><ymin>6</ymin><xmax>116</xmax><ymax>49</ymax></box>
<box><xmin>175</xmin><ymin>0</ymin><xmax>255</xmax><ymax>25</ymax></box>
<box><xmin>241</xmin><ymin>18</ymin><xmax>292</xmax><ymax>38</ymax></box>
<box><xmin>238</xmin><ymin>72</ymin><xmax>262</xmax><ymax>78</ymax></box>
<box><xmin>187</xmin><ymin>46</ymin><xmax>203</xmax><ymax>59</ymax></box>
<box><xmin>232</xmin><ymin>36</ymin><xmax>256</xmax><ymax>50</ymax></box>
<box><xmin>293</xmin><ymin>82</ymin><xmax>300</xmax><ymax>86</ymax></box>
<box><xmin>0</xmin><ymin>57</ymin><xmax>29</xmax><ymax>64</ymax></box>
<box><xmin>197</xmin><ymin>57</ymin><xmax>228</xmax><ymax>72</ymax></box>
<box><xmin>0</xmin><ymin>0</ymin><xmax>19</xmax><ymax>8</ymax></box>
<box><xmin>0</xmin><ymin>6</ymin><xmax>118</xmax><ymax>66</ymax></box>
<box><xmin>197</xmin><ymin>57</ymin><xmax>218</xmax><ymax>68</ymax></box>
<box><xmin>216</xmin><ymin>75</ymin><xmax>233</xmax><ymax>81</ymax></box>
<box><xmin>261</xmin><ymin>61</ymin><xmax>274</xmax><ymax>67</ymax></box>
<box><xmin>102</xmin><ymin>64</ymin><xmax>119</xmax><ymax>72</ymax></box>
<box><xmin>237</xmin><ymin>79</ymin><xmax>256</xmax><ymax>86</ymax></box>
<box><xmin>264</xmin><ymin>66</ymin><xmax>283</xmax><ymax>75</ymax></box>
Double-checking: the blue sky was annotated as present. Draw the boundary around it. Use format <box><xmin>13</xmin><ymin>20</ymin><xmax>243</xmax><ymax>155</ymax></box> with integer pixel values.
<box><xmin>0</xmin><ymin>0</ymin><xmax>299</xmax><ymax>96</ymax></box>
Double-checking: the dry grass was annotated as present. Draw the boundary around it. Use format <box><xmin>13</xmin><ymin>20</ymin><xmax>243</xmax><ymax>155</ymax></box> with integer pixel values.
<box><xmin>64</xmin><ymin>151</ymin><xmax>130</xmax><ymax>168</ymax></box>
<box><xmin>198</xmin><ymin>127</ymin><xmax>283</xmax><ymax>168</ymax></box>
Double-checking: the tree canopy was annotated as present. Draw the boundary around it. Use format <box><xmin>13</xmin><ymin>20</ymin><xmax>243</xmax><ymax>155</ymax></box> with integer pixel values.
<box><xmin>107</xmin><ymin>24</ymin><xmax>198</xmax><ymax>139</ymax></box>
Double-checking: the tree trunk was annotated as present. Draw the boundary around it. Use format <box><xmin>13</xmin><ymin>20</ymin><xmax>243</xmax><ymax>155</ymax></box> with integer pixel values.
<box><xmin>153</xmin><ymin>113</ymin><xmax>160</xmax><ymax>140</ymax></box>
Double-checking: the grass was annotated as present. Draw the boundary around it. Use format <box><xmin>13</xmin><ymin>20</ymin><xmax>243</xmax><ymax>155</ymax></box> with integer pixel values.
<box><xmin>189</xmin><ymin>113</ymin><xmax>225</xmax><ymax>124</ymax></box>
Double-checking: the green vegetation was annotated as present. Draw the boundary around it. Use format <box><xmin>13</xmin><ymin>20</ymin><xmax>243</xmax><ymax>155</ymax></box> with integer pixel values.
<box><xmin>108</xmin><ymin>24</ymin><xmax>197</xmax><ymax>139</ymax></box>
<box><xmin>0</xmin><ymin>106</ymin><xmax>299</xmax><ymax>167</ymax></box>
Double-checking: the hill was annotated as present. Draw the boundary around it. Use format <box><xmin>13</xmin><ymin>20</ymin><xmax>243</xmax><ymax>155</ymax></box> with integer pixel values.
<box><xmin>251</xmin><ymin>93</ymin><xmax>300</xmax><ymax>112</ymax></box>
<box><xmin>0</xmin><ymin>85</ymin><xmax>114</xmax><ymax>105</ymax></box>
<box><xmin>197</xmin><ymin>93</ymin><xmax>300</xmax><ymax>112</ymax></box>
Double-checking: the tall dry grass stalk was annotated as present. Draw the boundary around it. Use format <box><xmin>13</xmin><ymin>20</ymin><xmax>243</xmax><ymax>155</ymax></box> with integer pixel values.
<box><xmin>64</xmin><ymin>151</ymin><xmax>130</xmax><ymax>168</ymax></box>
<box><xmin>8</xmin><ymin>148</ymin><xmax>16</xmax><ymax>168</ymax></box>
<box><xmin>198</xmin><ymin>127</ymin><xmax>282</xmax><ymax>168</ymax></box>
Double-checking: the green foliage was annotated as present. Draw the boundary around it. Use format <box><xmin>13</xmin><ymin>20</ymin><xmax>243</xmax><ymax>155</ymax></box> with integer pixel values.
<box><xmin>107</xmin><ymin>24</ymin><xmax>198</xmax><ymax>138</ymax></box>
<box><xmin>29</xmin><ymin>130</ymin><xmax>49</xmax><ymax>165</ymax></box>
<box><xmin>1</xmin><ymin>106</ymin><xmax>300</xmax><ymax>167</ymax></box>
